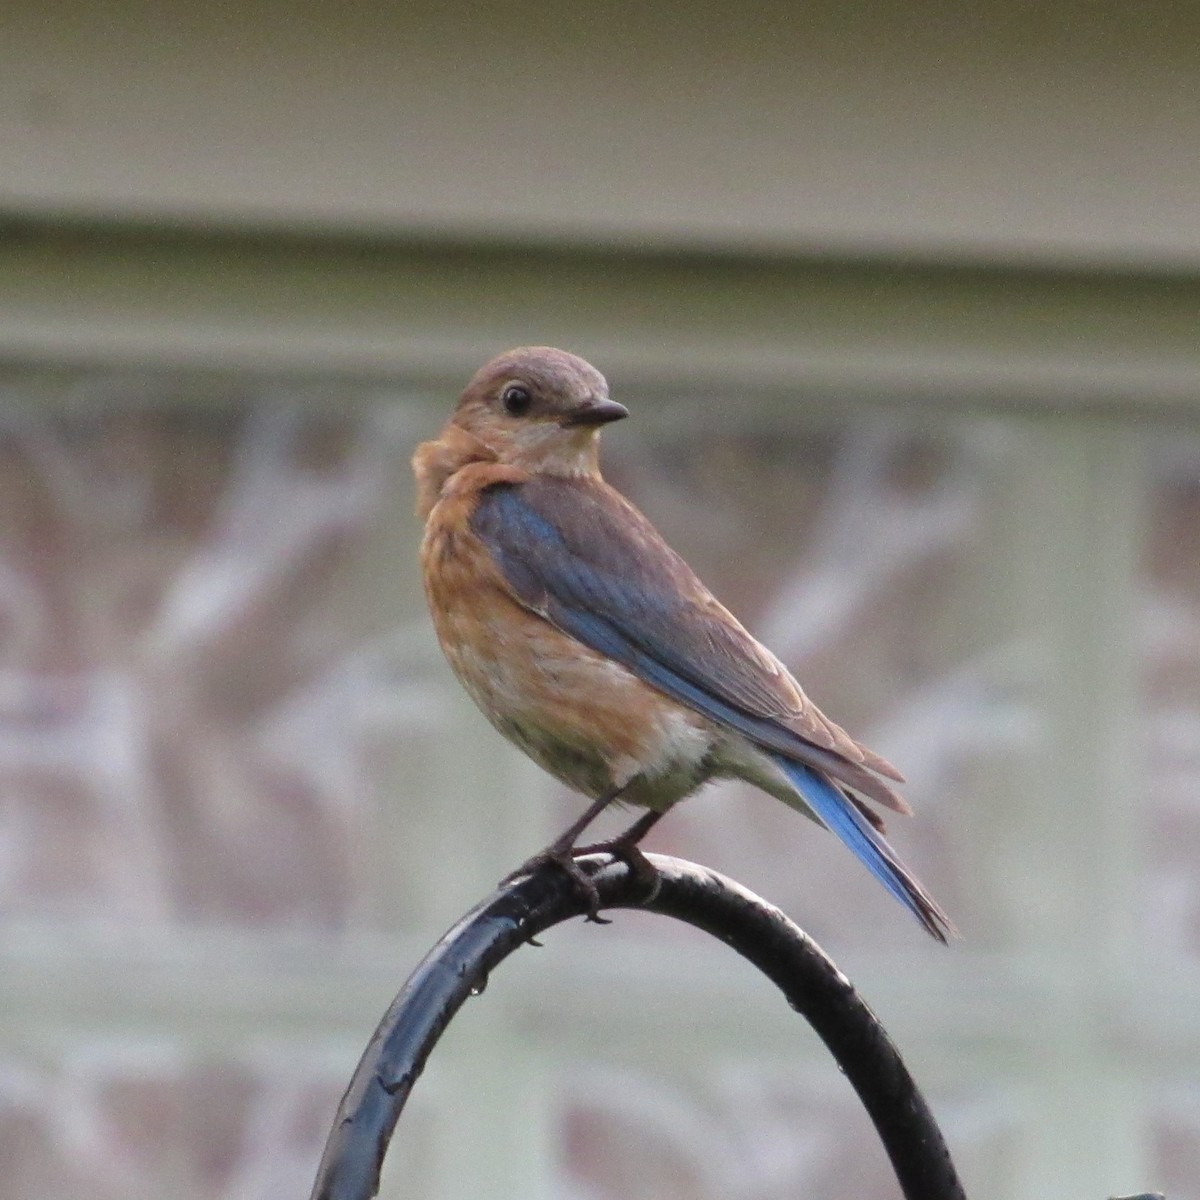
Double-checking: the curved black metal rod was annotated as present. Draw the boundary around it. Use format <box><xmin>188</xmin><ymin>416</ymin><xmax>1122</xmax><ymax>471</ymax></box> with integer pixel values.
<box><xmin>309</xmin><ymin>853</ymin><xmax>966</xmax><ymax>1200</ymax></box>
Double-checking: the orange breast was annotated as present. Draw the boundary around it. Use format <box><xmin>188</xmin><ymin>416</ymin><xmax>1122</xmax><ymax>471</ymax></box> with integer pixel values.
<box><xmin>420</xmin><ymin>503</ymin><xmax>714</xmax><ymax>802</ymax></box>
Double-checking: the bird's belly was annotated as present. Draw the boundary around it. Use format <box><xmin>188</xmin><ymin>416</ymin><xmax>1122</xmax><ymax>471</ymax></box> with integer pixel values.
<box><xmin>434</xmin><ymin>589</ymin><xmax>714</xmax><ymax>805</ymax></box>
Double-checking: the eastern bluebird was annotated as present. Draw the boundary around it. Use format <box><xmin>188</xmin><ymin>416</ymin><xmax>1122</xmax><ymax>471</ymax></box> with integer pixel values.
<box><xmin>415</xmin><ymin>347</ymin><xmax>952</xmax><ymax>940</ymax></box>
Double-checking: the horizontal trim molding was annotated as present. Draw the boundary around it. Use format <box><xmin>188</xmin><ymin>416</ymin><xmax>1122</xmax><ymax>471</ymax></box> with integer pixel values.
<box><xmin>4</xmin><ymin>0</ymin><xmax>1200</xmax><ymax>271</ymax></box>
<box><xmin>1</xmin><ymin>224</ymin><xmax>1198</xmax><ymax>417</ymax></box>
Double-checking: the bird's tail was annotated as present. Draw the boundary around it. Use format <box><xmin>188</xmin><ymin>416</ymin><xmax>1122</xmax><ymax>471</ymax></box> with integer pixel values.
<box><xmin>769</xmin><ymin>753</ymin><xmax>954</xmax><ymax>943</ymax></box>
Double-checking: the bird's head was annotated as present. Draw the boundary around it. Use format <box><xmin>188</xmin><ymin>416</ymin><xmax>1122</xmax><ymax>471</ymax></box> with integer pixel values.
<box><xmin>449</xmin><ymin>346</ymin><xmax>628</xmax><ymax>476</ymax></box>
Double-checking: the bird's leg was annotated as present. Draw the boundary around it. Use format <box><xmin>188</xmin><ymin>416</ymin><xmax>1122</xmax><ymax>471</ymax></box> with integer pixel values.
<box><xmin>501</xmin><ymin>788</ymin><xmax>623</xmax><ymax>922</ymax></box>
<box><xmin>548</xmin><ymin>789</ymin><xmax>621</xmax><ymax>854</ymax></box>
<box><xmin>574</xmin><ymin>809</ymin><xmax>664</xmax><ymax>894</ymax></box>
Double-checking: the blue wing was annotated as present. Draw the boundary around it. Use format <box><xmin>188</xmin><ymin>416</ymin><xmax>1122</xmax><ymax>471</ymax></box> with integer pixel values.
<box><xmin>471</xmin><ymin>476</ymin><xmax>951</xmax><ymax>940</ymax></box>
<box><xmin>471</xmin><ymin>477</ymin><xmax>903</xmax><ymax>798</ymax></box>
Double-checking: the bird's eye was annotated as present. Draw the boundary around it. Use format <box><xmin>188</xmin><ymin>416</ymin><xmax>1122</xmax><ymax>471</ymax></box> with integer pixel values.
<box><xmin>501</xmin><ymin>383</ymin><xmax>532</xmax><ymax>416</ymax></box>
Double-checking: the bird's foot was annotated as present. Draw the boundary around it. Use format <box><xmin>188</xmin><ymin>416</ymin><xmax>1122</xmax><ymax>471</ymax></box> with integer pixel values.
<box><xmin>501</xmin><ymin>850</ymin><xmax>610</xmax><ymax>924</ymax></box>
<box><xmin>573</xmin><ymin>835</ymin><xmax>660</xmax><ymax>898</ymax></box>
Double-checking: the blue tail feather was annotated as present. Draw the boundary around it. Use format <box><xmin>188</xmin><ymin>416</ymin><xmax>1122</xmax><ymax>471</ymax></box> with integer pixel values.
<box><xmin>770</xmin><ymin>753</ymin><xmax>951</xmax><ymax>942</ymax></box>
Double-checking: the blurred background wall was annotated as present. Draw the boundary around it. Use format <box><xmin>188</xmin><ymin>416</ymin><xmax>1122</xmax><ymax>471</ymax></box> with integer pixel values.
<box><xmin>1</xmin><ymin>2</ymin><xmax>1199</xmax><ymax>1198</ymax></box>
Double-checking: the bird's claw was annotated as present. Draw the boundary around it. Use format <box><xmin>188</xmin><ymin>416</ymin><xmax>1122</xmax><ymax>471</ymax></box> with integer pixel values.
<box><xmin>501</xmin><ymin>851</ymin><xmax>611</xmax><ymax>923</ymax></box>
<box><xmin>573</xmin><ymin>837</ymin><xmax>660</xmax><ymax>897</ymax></box>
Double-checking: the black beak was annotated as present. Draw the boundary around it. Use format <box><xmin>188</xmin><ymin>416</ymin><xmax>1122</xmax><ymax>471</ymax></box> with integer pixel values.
<box><xmin>561</xmin><ymin>398</ymin><xmax>629</xmax><ymax>428</ymax></box>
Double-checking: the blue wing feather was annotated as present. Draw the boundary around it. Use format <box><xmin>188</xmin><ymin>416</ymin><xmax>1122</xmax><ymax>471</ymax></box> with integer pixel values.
<box><xmin>473</xmin><ymin>483</ymin><xmax>859</xmax><ymax>771</ymax></box>
<box><xmin>768</xmin><ymin>755</ymin><xmax>947</xmax><ymax>937</ymax></box>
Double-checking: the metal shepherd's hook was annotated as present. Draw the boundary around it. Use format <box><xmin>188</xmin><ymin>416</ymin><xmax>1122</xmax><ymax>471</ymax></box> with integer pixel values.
<box><xmin>310</xmin><ymin>853</ymin><xmax>971</xmax><ymax>1200</ymax></box>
